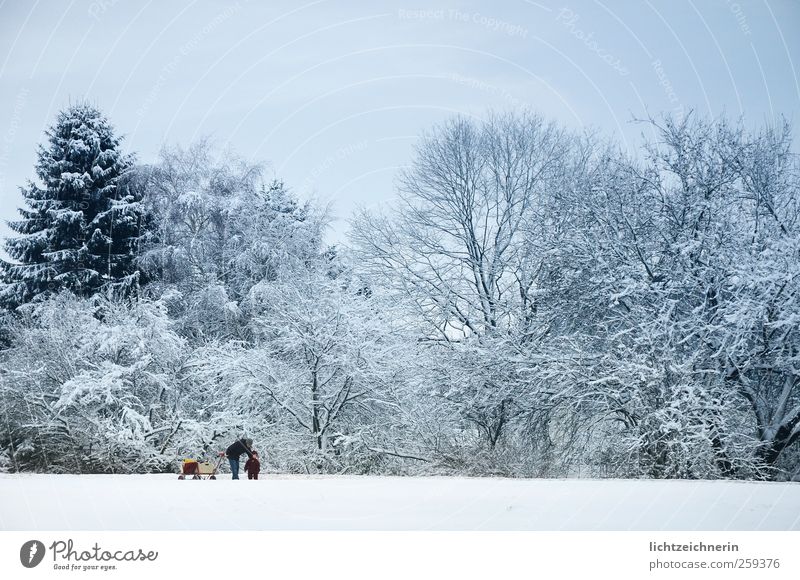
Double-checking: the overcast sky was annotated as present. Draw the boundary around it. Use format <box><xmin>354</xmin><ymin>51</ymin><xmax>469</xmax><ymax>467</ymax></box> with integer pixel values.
<box><xmin>0</xmin><ymin>0</ymin><xmax>798</xmax><ymax>244</ymax></box>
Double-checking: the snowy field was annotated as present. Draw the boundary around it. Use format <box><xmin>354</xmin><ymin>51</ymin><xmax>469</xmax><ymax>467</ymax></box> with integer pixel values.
<box><xmin>1</xmin><ymin>474</ymin><xmax>798</xmax><ymax>531</ymax></box>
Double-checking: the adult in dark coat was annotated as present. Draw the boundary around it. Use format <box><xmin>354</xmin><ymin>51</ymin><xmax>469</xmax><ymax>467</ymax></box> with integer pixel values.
<box><xmin>225</xmin><ymin>438</ymin><xmax>254</xmax><ymax>480</ymax></box>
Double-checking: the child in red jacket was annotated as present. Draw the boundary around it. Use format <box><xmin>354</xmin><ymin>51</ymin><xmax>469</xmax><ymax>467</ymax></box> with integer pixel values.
<box><xmin>244</xmin><ymin>451</ymin><xmax>261</xmax><ymax>480</ymax></box>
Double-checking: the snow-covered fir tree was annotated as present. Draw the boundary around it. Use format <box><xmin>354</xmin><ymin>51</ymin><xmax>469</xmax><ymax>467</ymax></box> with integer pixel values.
<box><xmin>0</xmin><ymin>103</ymin><xmax>144</xmax><ymax>309</ymax></box>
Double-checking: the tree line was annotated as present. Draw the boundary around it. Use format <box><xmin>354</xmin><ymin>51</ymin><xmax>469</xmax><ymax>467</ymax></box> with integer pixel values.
<box><xmin>1</xmin><ymin>103</ymin><xmax>798</xmax><ymax>480</ymax></box>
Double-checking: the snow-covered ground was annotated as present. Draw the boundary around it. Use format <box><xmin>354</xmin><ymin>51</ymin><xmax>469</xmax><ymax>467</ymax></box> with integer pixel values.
<box><xmin>1</xmin><ymin>474</ymin><xmax>798</xmax><ymax>530</ymax></box>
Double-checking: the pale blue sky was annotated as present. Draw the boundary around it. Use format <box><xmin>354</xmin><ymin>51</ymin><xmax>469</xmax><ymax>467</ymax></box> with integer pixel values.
<box><xmin>0</xmin><ymin>0</ymin><xmax>798</xmax><ymax>244</ymax></box>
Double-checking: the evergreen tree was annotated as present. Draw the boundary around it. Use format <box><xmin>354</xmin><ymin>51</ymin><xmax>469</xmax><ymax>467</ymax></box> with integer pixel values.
<box><xmin>0</xmin><ymin>103</ymin><xmax>144</xmax><ymax>308</ymax></box>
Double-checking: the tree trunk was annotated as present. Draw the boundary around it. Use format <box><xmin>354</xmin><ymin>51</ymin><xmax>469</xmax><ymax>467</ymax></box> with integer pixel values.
<box><xmin>311</xmin><ymin>367</ymin><xmax>322</xmax><ymax>450</ymax></box>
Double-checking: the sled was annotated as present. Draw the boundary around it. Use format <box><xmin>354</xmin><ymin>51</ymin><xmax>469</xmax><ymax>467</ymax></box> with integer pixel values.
<box><xmin>178</xmin><ymin>456</ymin><xmax>223</xmax><ymax>480</ymax></box>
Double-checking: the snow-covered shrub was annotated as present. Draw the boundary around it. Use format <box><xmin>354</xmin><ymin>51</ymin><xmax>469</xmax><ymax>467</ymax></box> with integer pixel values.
<box><xmin>1</xmin><ymin>293</ymin><xmax>190</xmax><ymax>472</ymax></box>
<box><xmin>0</xmin><ymin>447</ymin><xmax>13</xmax><ymax>473</ymax></box>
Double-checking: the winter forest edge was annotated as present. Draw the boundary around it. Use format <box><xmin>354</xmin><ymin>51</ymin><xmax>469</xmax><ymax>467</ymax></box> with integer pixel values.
<box><xmin>0</xmin><ymin>103</ymin><xmax>798</xmax><ymax>482</ymax></box>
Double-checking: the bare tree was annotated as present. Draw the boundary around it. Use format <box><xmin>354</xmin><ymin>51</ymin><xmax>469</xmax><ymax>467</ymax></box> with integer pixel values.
<box><xmin>535</xmin><ymin>114</ymin><xmax>800</xmax><ymax>478</ymax></box>
<box><xmin>352</xmin><ymin>112</ymin><xmax>573</xmax><ymax>340</ymax></box>
<box><xmin>352</xmin><ymin>112</ymin><xmax>578</xmax><ymax>458</ymax></box>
